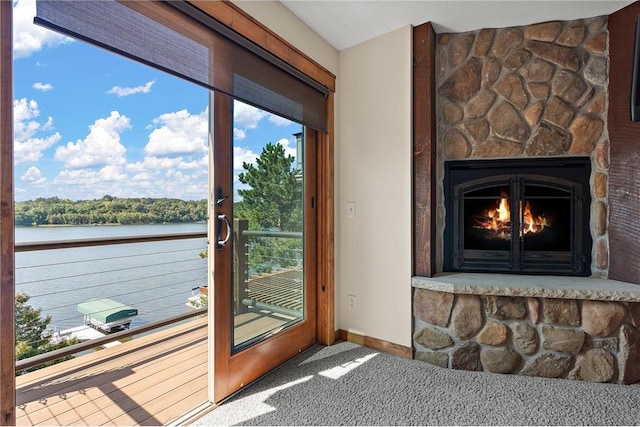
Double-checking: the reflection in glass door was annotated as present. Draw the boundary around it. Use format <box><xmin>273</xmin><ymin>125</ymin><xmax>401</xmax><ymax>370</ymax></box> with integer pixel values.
<box><xmin>231</xmin><ymin>100</ymin><xmax>305</xmax><ymax>351</ymax></box>
<box><xmin>211</xmin><ymin>92</ymin><xmax>316</xmax><ymax>403</ymax></box>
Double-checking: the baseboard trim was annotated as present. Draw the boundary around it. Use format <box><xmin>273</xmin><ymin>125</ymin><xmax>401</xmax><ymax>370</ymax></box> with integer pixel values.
<box><xmin>335</xmin><ymin>329</ymin><xmax>413</xmax><ymax>359</ymax></box>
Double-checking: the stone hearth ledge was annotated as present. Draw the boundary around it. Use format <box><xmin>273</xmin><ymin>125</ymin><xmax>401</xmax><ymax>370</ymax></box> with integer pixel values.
<box><xmin>412</xmin><ymin>273</ymin><xmax>640</xmax><ymax>302</ymax></box>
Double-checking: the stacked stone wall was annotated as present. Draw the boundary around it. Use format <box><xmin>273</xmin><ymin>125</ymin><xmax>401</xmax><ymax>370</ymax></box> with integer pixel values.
<box><xmin>413</xmin><ymin>288</ymin><xmax>640</xmax><ymax>384</ymax></box>
<box><xmin>435</xmin><ymin>17</ymin><xmax>610</xmax><ymax>276</ymax></box>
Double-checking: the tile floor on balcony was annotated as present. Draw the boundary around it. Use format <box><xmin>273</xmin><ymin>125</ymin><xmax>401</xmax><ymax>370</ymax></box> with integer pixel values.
<box><xmin>16</xmin><ymin>317</ymin><xmax>209</xmax><ymax>426</ymax></box>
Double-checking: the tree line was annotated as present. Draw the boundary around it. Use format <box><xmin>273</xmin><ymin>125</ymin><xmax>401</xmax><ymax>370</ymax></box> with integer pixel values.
<box><xmin>15</xmin><ymin>195</ymin><xmax>208</xmax><ymax>226</ymax></box>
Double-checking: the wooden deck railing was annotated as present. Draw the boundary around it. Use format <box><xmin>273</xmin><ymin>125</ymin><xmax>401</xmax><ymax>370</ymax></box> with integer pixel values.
<box><xmin>16</xmin><ymin>308</ymin><xmax>206</xmax><ymax>373</ymax></box>
<box><xmin>14</xmin><ymin>231</ymin><xmax>207</xmax><ymax>253</ymax></box>
<box><xmin>233</xmin><ymin>219</ymin><xmax>302</xmax><ymax>315</ymax></box>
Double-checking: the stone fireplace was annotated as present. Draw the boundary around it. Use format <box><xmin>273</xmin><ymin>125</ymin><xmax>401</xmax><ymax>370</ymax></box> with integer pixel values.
<box><xmin>435</xmin><ymin>17</ymin><xmax>609</xmax><ymax>277</ymax></box>
<box><xmin>412</xmin><ymin>16</ymin><xmax>640</xmax><ymax>385</ymax></box>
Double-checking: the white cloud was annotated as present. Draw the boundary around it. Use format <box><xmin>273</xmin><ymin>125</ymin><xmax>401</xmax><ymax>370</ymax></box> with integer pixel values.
<box><xmin>234</xmin><ymin>146</ymin><xmax>258</xmax><ymax>171</ymax></box>
<box><xmin>268</xmin><ymin>114</ymin><xmax>293</xmax><ymax>127</ymax></box>
<box><xmin>51</xmin><ymin>165</ymin><xmax>139</xmax><ymax>201</ymax></box>
<box><xmin>15</xmin><ymin>187</ymin><xmax>28</xmax><ymax>199</ymax></box>
<box><xmin>13</xmin><ymin>0</ymin><xmax>72</xmax><ymax>59</ymax></box>
<box><xmin>20</xmin><ymin>166</ymin><xmax>46</xmax><ymax>185</ymax></box>
<box><xmin>178</xmin><ymin>155</ymin><xmax>208</xmax><ymax>170</ymax></box>
<box><xmin>54</xmin><ymin>111</ymin><xmax>130</xmax><ymax>168</ymax></box>
<box><xmin>55</xmin><ymin>165</ymin><xmax>128</xmax><ymax>185</ymax></box>
<box><xmin>123</xmin><ymin>152</ymin><xmax>207</xmax><ymax>200</ymax></box>
<box><xmin>14</xmin><ymin>98</ymin><xmax>61</xmax><ymax>164</ymax></box>
<box><xmin>15</xmin><ymin>98</ymin><xmax>41</xmax><ymax>139</ymax></box>
<box><xmin>145</xmin><ymin>109</ymin><xmax>208</xmax><ymax>156</ymax></box>
<box><xmin>162</xmin><ymin>176</ymin><xmax>205</xmax><ymax>198</ymax></box>
<box><xmin>130</xmin><ymin>172</ymin><xmax>152</xmax><ymax>182</ymax></box>
<box><xmin>32</xmin><ymin>82</ymin><xmax>53</xmax><ymax>92</ymax></box>
<box><xmin>126</xmin><ymin>156</ymin><xmax>183</xmax><ymax>173</ymax></box>
<box><xmin>166</xmin><ymin>169</ymin><xmax>186</xmax><ymax>180</ymax></box>
<box><xmin>233</xmin><ymin>128</ymin><xmax>246</xmax><ymax>140</ymax></box>
<box><xmin>42</xmin><ymin>116</ymin><xmax>54</xmax><ymax>131</ymax></box>
<box><xmin>43</xmin><ymin>156</ymin><xmax>208</xmax><ymax>202</ymax></box>
<box><xmin>106</xmin><ymin>80</ymin><xmax>156</xmax><ymax>97</ymax></box>
<box><xmin>177</xmin><ymin>161</ymin><xmax>198</xmax><ymax>170</ymax></box>
<box><xmin>277</xmin><ymin>137</ymin><xmax>298</xmax><ymax>160</ymax></box>
<box><xmin>15</xmin><ymin>103</ymin><xmax>211</xmax><ymax>201</ymax></box>
<box><xmin>15</xmin><ymin>132</ymin><xmax>61</xmax><ymax>164</ymax></box>
<box><xmin>234</xmin><ymin>101</ymin><xmax>265</xmax><ymax>129</ymax></box>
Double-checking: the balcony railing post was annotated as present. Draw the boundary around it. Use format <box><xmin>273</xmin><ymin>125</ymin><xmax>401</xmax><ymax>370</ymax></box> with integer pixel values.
<box><xmin>234</xmin><ymin>218</ymin><xmax>249</xmax><ymax>314</ymax></box>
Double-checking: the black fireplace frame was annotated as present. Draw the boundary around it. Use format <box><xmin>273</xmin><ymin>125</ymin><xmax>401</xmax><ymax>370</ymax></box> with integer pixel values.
<box><xmin>443</xmin><ymin>157</ymin><xmax>592</xmax><ymax>276</ymax></box>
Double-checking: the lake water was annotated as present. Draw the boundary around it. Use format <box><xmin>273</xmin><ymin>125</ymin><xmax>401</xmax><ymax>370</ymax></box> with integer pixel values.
<box><xmin>15</xmin><ymin>223</ymin><xmax>208</xmax><ymax>332</ymax></box>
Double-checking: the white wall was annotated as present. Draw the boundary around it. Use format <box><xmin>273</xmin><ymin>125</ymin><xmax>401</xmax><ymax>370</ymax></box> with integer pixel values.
<box><xmin>233</xmin><ymin>1</ymin><xmax>414</xmax><ymax>348</ymax></box>
<box><xmin>336</xmin><ymin>27</ymin><xmax>413</xmax><ymax>346</ymax></box>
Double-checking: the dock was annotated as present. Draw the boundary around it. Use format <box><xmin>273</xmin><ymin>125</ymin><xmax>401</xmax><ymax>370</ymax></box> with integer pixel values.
<box><xmin>53</xmin><ymin>325</ymin><xmax>121</xmax><ymax>348</ymax></box>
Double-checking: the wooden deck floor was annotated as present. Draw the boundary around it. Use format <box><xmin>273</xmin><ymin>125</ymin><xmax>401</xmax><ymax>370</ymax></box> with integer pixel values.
<box><xmin>247</xmin><ymin>268</ymin><xmax>303</xmax><ymax>312</ymax></box>
<box><xmin>15</xmin><ymin>308</ymin><xmax>300</xmax><ymax>426</ymax></box>
<box><xmin>16</xmin><ymin>318</ymin><xmax>209</xmax><ymax>426</ymax></box>
<box><xmin>15</xmin><ymin>268</ymin><xmax>305</xmax><ymax>426</ymax></box>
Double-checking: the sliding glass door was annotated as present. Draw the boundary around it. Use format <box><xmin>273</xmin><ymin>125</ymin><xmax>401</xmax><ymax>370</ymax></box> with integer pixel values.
<box><xmin>211</xmin><ymin>93</ymin><xmax>317</xmax><ymax>402</ymax></box>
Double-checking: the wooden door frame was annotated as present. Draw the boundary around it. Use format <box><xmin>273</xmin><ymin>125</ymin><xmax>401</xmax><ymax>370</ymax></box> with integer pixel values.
<box><xmin>0</xmin><ymin>2</ymin><xmax>334</xmax><ymax>423</ymax></box>
<box><xmin>0</xmin><ymin>1</ymin><xmax>15</xmax><ymax>425</ymax></box>
<box><xmin>187</xmin><ymin>1</ymin><xmax>336</xmax><ymax>94</ymax></box>
<box><xmin>316</xmin><ymin>92</ymin><xmax>335</xmax><ymax>345</ymax></box>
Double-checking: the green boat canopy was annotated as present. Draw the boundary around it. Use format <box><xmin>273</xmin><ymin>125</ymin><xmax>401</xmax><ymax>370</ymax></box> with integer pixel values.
<box><xmin>77</xmin><ymin>298</ymin><xmax>138</xmax><ymax>324</ymax></box>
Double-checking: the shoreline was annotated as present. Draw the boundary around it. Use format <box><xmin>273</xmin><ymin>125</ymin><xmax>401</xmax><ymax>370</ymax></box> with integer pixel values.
<box><xmin>20</xmin><ymin>223</ymin><xmax>122</xmax><ymax>228</ymax></box>
<box><xmin>16</xmin><ymin>221</ymin><xmax>206</xmax><ymax>229</ymax></box>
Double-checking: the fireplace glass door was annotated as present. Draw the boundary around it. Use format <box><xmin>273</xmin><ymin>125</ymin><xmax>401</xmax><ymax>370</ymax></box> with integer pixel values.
<box><xmin>445</xmin><ymin>158</ymin><xmax>591</xmax><ymax>276</ymax></box>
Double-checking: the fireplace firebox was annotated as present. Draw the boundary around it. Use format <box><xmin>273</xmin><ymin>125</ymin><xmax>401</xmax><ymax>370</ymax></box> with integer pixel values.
<box><xmin>444</xmin><ymin>158</ymin><xmax>592</xmax><ymax>276</ymax></box>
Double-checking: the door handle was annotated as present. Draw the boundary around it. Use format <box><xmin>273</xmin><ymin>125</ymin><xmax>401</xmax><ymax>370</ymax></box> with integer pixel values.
<box><xmin>217</xmin><ymin>214</ymin><xmax>232</xmax><ymax>248</ymax></box>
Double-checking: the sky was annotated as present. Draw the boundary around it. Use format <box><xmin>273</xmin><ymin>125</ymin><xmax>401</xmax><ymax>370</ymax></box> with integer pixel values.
<box><xmin>12</xmin><ymin>0</ymin><xmax>302</xmax><ymax>202</ymax></box>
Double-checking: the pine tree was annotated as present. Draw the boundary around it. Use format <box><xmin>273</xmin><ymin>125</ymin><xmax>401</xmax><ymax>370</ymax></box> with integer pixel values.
<box><xmin>237</xmin><ymin>142</ymin><xmax>302</xmax><ymax>231</ymax></box>
<box><xmin>15</xmin><ymin>292</ymin><xmax>78</xmax><ymax>373</ymax></box>
<box><xmin>236</xmin><ymin>142</ymin><xmax>303</xmax><ymax>273</ymax></box>
<box><xmin>15</xmin><ymin>292</ymin><xmax>51</xmax><ymax>349</ymax></box>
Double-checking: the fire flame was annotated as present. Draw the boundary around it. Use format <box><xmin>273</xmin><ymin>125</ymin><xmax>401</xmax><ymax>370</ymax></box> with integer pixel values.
<box><xmin>522</xmin><ymin>201</ymin><xmax>548</xmax><ymax>235</ymax></box>
<box><xmin>474</xmin><ymin>196</ymin><xmax>548</xmax><ymax>239</ymax></box>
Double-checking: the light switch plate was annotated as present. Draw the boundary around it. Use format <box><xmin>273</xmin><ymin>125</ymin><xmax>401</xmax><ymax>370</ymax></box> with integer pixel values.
<box><xmin>347</xmin><ymin>201</ymin><xmax>356</xmax><ymax>217</ymax></box>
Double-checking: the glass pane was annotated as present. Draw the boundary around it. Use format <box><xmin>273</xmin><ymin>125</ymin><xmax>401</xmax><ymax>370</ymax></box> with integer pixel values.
<box><xmin>522</xmin><ymin>185</ymin><xmax>572</xmax><ymax>251</ymax></box>
<box><xmin>464</xmin><ymin>185</ymin><xmax>511</xmax><ymax>250</ymax></box>
<box><xmin>35</xmin><ymin>0</ymin><xmax>328</xmax><ymax>132</ymax></box>
<box><xmin>232</xmin><ymin>100</ymin><xmax>304</xmax><ymax>351</ymax></box>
